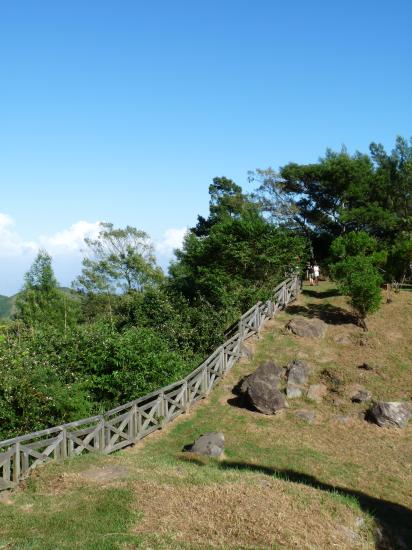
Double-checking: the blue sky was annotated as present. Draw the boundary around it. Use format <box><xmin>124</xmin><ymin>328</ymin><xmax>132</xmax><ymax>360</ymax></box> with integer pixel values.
<box><xmin>0</xmin><ymin>0</ymin><xmax>411</xmax><ymax>294</ymax></box>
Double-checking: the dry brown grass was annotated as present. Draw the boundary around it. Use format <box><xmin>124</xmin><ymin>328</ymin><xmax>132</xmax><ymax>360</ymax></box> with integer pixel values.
<box><xmin>132</xmin><ymin>479</ymin><xmax>371</xmax><ymax>549</ymax></box>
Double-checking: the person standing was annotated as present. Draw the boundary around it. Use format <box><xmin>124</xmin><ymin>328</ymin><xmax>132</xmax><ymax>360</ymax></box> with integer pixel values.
<box><xmin>313</xmin><ymin>262</ymin><xmax>320</xmax><ymax>285</ymax></box>
<box><xmin>308</xmin><ymin>263</ymin><xmax>314</xmax><ymax>285</ymax></box>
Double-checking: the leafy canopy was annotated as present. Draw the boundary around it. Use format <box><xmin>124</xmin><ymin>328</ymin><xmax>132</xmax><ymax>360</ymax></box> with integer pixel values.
<box><xmin>15</xmin><ymin>250</ymin><xmax>79</xmax><ymax>331</ymax></box>
<box><xmin>75</xmin><ymin>223</ymin><xmax>163</xmax><ymax>295</ymax></box>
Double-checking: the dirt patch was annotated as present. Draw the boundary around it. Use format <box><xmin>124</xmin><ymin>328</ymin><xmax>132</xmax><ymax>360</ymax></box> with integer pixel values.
<box><xmin>77</xmin><ymin>465</ymin><xmax>129</xmax><ymax>484</ymax></box>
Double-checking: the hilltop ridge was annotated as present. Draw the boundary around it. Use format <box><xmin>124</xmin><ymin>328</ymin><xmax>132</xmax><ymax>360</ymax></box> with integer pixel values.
<box><xmin>1</xmin><ymin>282</ymin><xmax>411</xmax><ymax>549</ymax></box>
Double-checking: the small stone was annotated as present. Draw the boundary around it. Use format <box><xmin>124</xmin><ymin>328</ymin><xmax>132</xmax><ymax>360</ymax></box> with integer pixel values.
<box><xmin>333</xmin><ymin>415</ymin><xmax>352</xmax><ymax>424</ymax></box>
<box><xmin>295</xmin><ymin>410</ymin><xmax>316</xmax><ymax>423</ymax></box>
<box><xmin>287</xmin><ymin>359</ymin><xmax>310</xmax><ymax>385</ymax></box>
<box><xmin>355</xmin><ymin>517</ymin><xmax>365</xmax><ymax>528</ymax></box>
<box><xmin>358</xmin><ymin>363</ymin><xmax>374</xmax><ymax>371</ymax></box>
<box><xmin>351</xmin><ymin>389</ymin><xmax>372</xmax><ymax>403</ymax></box>
<box><xmin>184</xmin><ymin>432</ymin><xmax>225</xmax><ymax>457</ymax></box>
<box><xmin>286</xmin><ymin>383</ymin><xmax>302</xmax><ymax>399</ymax></box>
<box><xmin>307</xmin><ymin>384</ymin><xmax>327</xmax><ymax>403</ymax></box>
<box><xmin>334</xmin><ymin>333</ymin><xmax>352</xmax><ymax>345</ymax></box>
<box><xmin>340</xmin><ymin>525</ymin><xmax>359</xmax><ymax>543</ymax></box>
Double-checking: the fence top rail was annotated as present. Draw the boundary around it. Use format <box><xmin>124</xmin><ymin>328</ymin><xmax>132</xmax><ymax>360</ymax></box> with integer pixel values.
<box><xmin>273</xmin><ymin>278</ymin><xmax>291</xmax><ymax>293</ymax></box>
<box><xmin>0</xmin><ymin>275</ymin><xmax>299</xmax><ymax>454</ymax></box>
<box><xmin>0</xmin><ymin>415</ymin><xmax>103</xmax><ymax>448</ymax></box>
<box><xmin>240</xmin><ymin>302</ymin><xmax>260</xmax><ymax>321</ymax></box>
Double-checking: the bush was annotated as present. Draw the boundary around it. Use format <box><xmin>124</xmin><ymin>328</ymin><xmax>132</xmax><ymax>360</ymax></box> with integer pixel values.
<box><xmin>331</xmin><ymin>256</ymin><xmax>382</xmax><ymax>328</ymax></box>
<box><xmin>0</xmin><ymin>322</ymin><xmax>194</xmax><ymax>439</ymax></box>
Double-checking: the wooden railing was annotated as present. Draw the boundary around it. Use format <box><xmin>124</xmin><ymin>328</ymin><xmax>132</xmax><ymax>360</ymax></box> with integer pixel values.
<box><xmin>0</xmin><ymin>276</ymin><xmax>300</xmax><ymax>491</ymax></box>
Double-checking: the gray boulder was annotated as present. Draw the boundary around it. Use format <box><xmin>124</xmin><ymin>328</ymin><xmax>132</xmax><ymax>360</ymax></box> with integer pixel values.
<box><xmin>247</xmin><ymin>380</ymin><xmax>288</xmax><ymax>414</ymax></box>
<box><xmin>184</xmin><ymin>432</ymin><xmax>225</xmax><ymax>457</ymax></box>
<box><xmin>287</xmin><ymin>359</ymin><xmax>310</xmax><ymax>385</ymax></box>
<box><xmin>286</xmin><ymin>317</ymin><xmax>327</xmax><ymax>338</ymax></box>
<box><xmin>238</xmin><ymin>362</ymin><xmax>288</xmax><ymax>414</ymax></box>
<box><xmin>240</xmin><ymin>362</ymin><xmax>284</xmax><ymax>394</ymax></box>
<box><xmin>368</xmin><ymin>402</ymin><xmax>412</xmax><ymax>428</ymax></box>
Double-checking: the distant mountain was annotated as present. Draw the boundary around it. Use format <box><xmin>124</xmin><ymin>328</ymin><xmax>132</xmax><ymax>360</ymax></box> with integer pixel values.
<box><xmin>0</xmin><ymin>287</ymin><xmax>76</xmax><ymax>321</ymax></box>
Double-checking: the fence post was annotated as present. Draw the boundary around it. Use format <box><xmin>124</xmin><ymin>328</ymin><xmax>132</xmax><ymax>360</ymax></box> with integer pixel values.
<box><xmin>220</xmin><ymin>346</ymin><xmax>226</xmax><ymax>375</ymax></box>
<box><xmin>182</xmin><ymin>380</ymin><xmax>190</xmax><ymax>412</ymax></box>
<box><xmin>256</xmin><ymin>307</ymin><xmax>262</xmax><ymax>337</ymax></box>
<box><xmin>238</xmin><ymin>319</ymin><xmax>245</xmax><ymax>342</ymax></box>
<box><xmin>13</xmin><ymin>442</ymin><xmax>20</xmax><ymax>484</ymax></box>
<box><xmin>99</xmin><ymin>418</ymin><xmax>106</xmax><ymax>453</ymax></box>
<box><xmin>61</xmin><ymin>428</ymin><xmax>67</xmax><ymax>460</ymax></box>
<box><xmin>201</xmin><ymin>366</ymin><xmax>208</xmax><ymax>396</ymax></box>
<box><xmin>130</xmin><ymin>403</ymin><xmax>138</xmax><ymax>440</ymax></box>
<box><xmin>283</xmin><ymin>284</ymin><xmax>288</xmax><ymax>306</ymax></box>
<box><xmin>159</xmin><ymin>393</ymin><xmax>167</xmax><ymax>428</ymax></box>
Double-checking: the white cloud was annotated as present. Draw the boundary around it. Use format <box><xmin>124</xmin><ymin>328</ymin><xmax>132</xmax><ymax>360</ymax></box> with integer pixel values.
<box><xmin>0</xmin><ymin>215</ymin><xmax>188</xmax><ymax>294</ymax></box>
<box><xmin>0</xmin><ymin>214</ymin><xmax>102</xmax><ymax>258</ymax></box>
<box><xmin>0</xmin><ymin>213</ymin><xmax>37</xmax><ymax>256</ymax></box>
<box><xmin>155</xmin><ymin>227</ymin><xmax>188</xmax><ymax>258</ymax></box>
<box><xmin>39</xmin><ymin>221</ymin><xmax>102</xmax><ymax>254</ymax></box>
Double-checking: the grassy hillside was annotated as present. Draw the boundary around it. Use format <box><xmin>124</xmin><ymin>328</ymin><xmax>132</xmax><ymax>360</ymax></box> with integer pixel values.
<box><xmin>0</xmin><ymin>283</ymin><xmax>411</xmax><ymax>549</ymax></box>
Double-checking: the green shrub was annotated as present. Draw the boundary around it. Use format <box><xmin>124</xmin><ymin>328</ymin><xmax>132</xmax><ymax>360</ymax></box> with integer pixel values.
<box><xmin>331</xmin><ymin>256</ymin><xmax>382</xmax><ymax>328</ymax></box>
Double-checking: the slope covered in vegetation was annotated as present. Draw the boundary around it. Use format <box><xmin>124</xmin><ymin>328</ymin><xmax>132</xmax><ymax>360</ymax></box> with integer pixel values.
<box><xmin>1</xmin><ymin>283</ymin><xmax>411</xmax><ymax>549</ymax></box>
<box><xmin>1</xmin><ymin>134</ymin><xmax>411</xmax><ymax>450</ymax></box>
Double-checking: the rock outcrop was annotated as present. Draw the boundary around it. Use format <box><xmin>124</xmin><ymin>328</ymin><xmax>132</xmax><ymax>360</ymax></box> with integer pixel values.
<box><xmin>286</xmin><ymin>317</ymin><xmax>328</xmax><ymax>338</ymax></box>
<box><xmin>238</xmin><ymin>362</ymin><xmax>288</xmax><ymax>415</ymax></box>
<box><xmin>368</xmin><ymin>402</ymin><xmax>412</xmax><ymax>428</ymax></box>
<box><xmin>184</xmin><ymin>432</ymin><xmax>225</xmax><ymax>457</ymax></box>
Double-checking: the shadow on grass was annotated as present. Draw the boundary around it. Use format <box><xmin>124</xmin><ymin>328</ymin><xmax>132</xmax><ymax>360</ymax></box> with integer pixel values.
<box><xmin>182</xmin><ymin>457</ymin><xmax>411</xmax><ymax>549</ymax></box>
<box><xmin>302</xmin><ymin>288</ymin><xmax>341</xmax><ymax>299</ymax></box>
<box><xmin>286</xmin><ymin>303</ymin><xmax>358</xmax><ymax>326</ymax></box>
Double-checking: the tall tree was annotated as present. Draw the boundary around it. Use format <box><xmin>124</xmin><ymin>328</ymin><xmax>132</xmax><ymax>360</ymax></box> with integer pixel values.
<box><xmin>16</xmin><ymin>250</ymin><xmax>77</xmax><ymax>331</ymax></box>
<box><xmin>75</xmin><ymin>223</ymin><xmax>163</xmax><ymax>296</ymax></box>
<box><xmin>172</xmin><ymin>208</ymin><xmax>307</xmax><ymax>314</ymax></box>
<box><xmin>193</xmin><ymin>177</ymin><xmax>253</xmax><ymax>236</ymax></box>
<box><xmin>251</xmin><ymin>136</ymin><xmax>412</xmax><ymax>264</ymax></box>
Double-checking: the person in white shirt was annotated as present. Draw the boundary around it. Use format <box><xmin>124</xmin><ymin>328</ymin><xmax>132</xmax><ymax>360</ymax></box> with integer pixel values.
<box><xmin>313</xmin><ymin>263</ymin><xmax>320</xmax><ymax>285</ymax></box>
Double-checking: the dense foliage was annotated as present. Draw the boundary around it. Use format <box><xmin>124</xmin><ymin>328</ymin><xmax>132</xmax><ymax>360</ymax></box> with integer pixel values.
<box><xmin>0</xmin><ymin>183</ymin><xmax>307</xmax><ymax>439</ymax></box>
<box><xmin>250</xmin><ymin>136</ymin><xmax>412</xmax><ymax>276</ymax></box>
<box><xmin>1</xmin><ymin>135</ymin><xmax>410</xmax><ymax>439</ymax></box>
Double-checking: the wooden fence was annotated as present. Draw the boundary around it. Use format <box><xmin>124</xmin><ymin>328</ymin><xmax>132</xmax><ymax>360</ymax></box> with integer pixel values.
<box><xmin>0</xmin><ymin>276</ymin><xmax>300</xmax><ymax>491</ymax></box>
